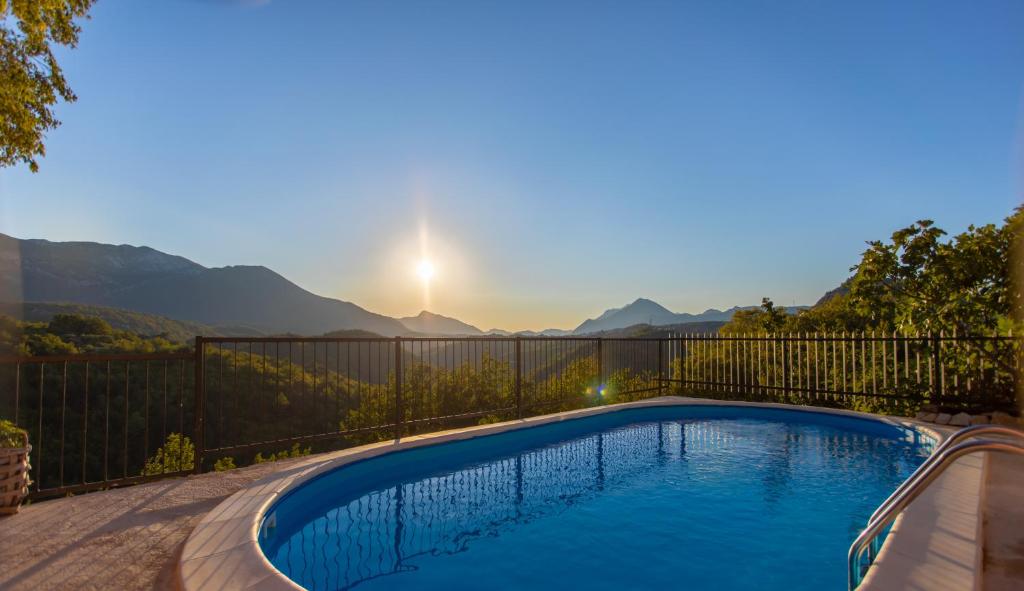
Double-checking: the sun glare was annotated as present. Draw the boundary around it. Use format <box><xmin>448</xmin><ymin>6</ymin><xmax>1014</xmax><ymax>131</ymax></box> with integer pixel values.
<box><xmin>417</xmin><ymin>260</ymin><xmax>435</xmax><ymax>282</ymax></box>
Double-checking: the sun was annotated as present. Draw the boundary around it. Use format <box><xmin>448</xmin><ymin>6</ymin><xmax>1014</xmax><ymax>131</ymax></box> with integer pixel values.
<box><xmin>416</xmin><ymin>260</ymin><xmax>435</xmax><ymax>282</ymax></box>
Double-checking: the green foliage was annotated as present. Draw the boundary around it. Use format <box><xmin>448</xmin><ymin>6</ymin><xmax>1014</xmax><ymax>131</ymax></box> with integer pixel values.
<box><xmin>0</xmin><ymin>302</ymin><xmax>215</xmax><ymax>343</ymax></box>
<box><xmin>721</xmin><ymin>298</ymin><xmax>788</xmax><ymax>335</ymax></box>
<box><xmin>141</xmin><ymin>433</ymin><xmax>195</xmax><ymax>476</ymax></box>
<box><xmin>0</xmin><ymin>0</ymin><xmax>96</xmax><ymax>172</ymax></box>
<box><xmin>719</xmin><ymin>207</ymin><xmax>1023</xmax><ymax>340</ymax></box>
<box><xmin>0</xmin><ymin>313</ymin><xmax>188</xmax><ymax>356</ymax></box>
<box><xmin>213</xmin><ymin>456</ymin><xmax>237</xmax><ymax>472</ymax></box>
<box><xmin>699</xmin><ymin>208</ymin><xmax>1024</xmax><ymax>415</ymax></box>
<box><xmin>48</xmin><ymin>313</ymin><xmax>112</xmax><ymax>336</ymax></box>
<box><xmin>254</xmin><ymin>443</ymin><xmax>311</xmax><ymax>464</ymax></box>
<box><xmin>0</xmin><ymin>419</ymin><xmax>28</xmax><ymax>448</ymax></box>
<box><xmin>849</xmin><ymin>208</ymin><xmax>1022</xmax><ymax>335</ymax></box>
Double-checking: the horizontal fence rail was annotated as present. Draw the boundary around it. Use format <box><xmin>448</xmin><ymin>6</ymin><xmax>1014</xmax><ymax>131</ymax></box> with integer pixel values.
<box><xmin>0</xmin><ymin>332</ymin><xmax>1019</xmax><ymax>500</ymax></box>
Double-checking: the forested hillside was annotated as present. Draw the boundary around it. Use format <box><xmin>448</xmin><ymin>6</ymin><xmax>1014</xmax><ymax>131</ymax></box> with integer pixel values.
<box><xmin>0</xmin><ymin>302</ymin><xmax>216</xmax><ymax>343</ymax></box>
<box><xmin>0</xmin><ymin>313</ymin><xmax>188</xmax><ymax>356</ymax></box>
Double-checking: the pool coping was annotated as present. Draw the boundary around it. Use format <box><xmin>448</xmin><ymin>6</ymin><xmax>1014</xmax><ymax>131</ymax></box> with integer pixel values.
<box><xmin>177</xmin><ymin>397</ymin><xmax>951</xmax><ymax>591</ymax></box>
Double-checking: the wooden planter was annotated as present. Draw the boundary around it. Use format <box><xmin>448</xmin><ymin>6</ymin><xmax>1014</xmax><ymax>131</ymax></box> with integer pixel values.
<box><xmin>0</xmin><ymin>432</ymin><xmax>31</xmax><ymax>515</ymax></box>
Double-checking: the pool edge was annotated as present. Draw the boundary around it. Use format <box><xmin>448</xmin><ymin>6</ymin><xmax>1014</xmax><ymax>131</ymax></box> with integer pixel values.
<box><xmin>176</xmin><ymin>397</ymin><xmax>946</xmax><ymax>591</ymax></box>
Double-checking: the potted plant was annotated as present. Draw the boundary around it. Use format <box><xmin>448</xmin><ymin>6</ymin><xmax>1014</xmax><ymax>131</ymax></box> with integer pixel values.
<box><xmin>0</xmin><ymin>420</ymin><xmax>31</xmax><ymax>514</ymax></box>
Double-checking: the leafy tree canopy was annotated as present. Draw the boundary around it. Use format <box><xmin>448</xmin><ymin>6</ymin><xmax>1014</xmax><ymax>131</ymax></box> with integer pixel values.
<box><xmin>1</xmin><ymin>0</ymin><xmax>95</xmax><ymax>172</ymax></box>
<box><xmin>723</xmin><ymin>206</ymin><xmax>1024</xmax><ymax>337</ymax></box>
<box><xmin>0</xmin><ymin>312</ymin><xmax>186</xmax><ymax>355</ymax></box>
<box><xmin>47</xmin><ymin>313</ymin><xmax>112</xmax><ymax>336</ymax></box>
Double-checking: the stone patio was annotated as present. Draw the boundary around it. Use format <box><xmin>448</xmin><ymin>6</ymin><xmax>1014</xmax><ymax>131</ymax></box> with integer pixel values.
<box><xmin>0</xmin><ymin>458</ymin><xmax>306</xmax><ymax>591</ymax></box>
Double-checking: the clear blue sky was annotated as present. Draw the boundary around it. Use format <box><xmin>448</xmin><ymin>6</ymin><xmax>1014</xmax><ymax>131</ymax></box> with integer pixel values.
<box><xmin>1</xmin><ymin>0</ymin><xmax>1022</xmax><ymax>331</ymax></box>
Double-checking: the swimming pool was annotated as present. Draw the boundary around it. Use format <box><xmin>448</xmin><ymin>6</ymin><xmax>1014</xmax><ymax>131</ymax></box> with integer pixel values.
<box><xmin>257</xmin><ymin>405</ymin><xmax>933</xmax><ymax>591</ymax></box>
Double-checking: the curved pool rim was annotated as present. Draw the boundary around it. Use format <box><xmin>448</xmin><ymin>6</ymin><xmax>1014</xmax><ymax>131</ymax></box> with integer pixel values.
<box><xmin>177</xmin><ymin>398</ymin><xmax>947</xmax><ymax>591</ymax></box>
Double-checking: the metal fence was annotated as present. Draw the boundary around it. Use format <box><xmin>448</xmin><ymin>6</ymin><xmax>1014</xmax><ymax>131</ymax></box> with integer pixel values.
<box><xmin>0</xmin><ymin>352</ymin><xmax>195</xmax><ymax>498</ymax></box>
<box><xmin>668</xmin><ymin>332</ymin><xmax>1020</xmax><ymax>414</ymax></box>
<box><xmin>1</xmin><ymin>332</ymin><xmax>1019</xmax><ymax>500</ymax></box>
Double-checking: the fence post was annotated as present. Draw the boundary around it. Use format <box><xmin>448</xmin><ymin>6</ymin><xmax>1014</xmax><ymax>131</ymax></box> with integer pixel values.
<box><xmin>515</xmin><ymin>337</ymin><xmax>523</xmax><ymax>419</ymax></box>
<box><xmin>192</xmin><ymin>336</ymin><xmax>205</xmax><ymax>475</ymax></box>
<box><xmin>597</xmin><ymin>338</ymin><xmax>604</xmax><ymax>391</ymax></box>
<box><xmin>394</xmin><ymin>336</ymin><xmax>403</xmax><ymax>440</ymax></box>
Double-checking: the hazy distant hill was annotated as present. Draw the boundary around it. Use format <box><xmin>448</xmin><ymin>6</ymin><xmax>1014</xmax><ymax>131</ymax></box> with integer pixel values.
<box><xmin>514</xmin><ymin>328</ymin><xmax>574</xmax><ymax>337</ymax></box>
<box><xmin>587</xmin><ymin>321</ymin><xmax>728</xmax><ymax>338</ymax></box>
<box><xmin>0</xmin><ymin>233</ymin><xmax>409</xmax><ymax>336</ymax></box>
<box><xmin>0</xmin><ymin>301</ymin><xmax>218</xmax><ymax>343</ymax></box>
<box><xmin>573</xmin><ymin>298</ymin><xmax>807</xmax><ymax>334</ymax></box>
<box><xmin>815</xmin><ymin>279</ymin><xmax>852</xmax><ymax>306</ymax></box>
<box><xmin>399</xmin><ymin>311</ymin><xmax>483</xmax><ymax>335</ymax></box>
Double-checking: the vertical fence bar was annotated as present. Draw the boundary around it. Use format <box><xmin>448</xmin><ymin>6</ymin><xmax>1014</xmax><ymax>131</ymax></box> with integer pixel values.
<box><xmin>394</xmin><ymin>337</ymin><xmax>403</xmax><ymax>439</ymax></box>
<box><xmin>782</xmin><ymin>334</ymin><xmax>789</xmax><ymax>402</ymax></box>
<box><xmin>122</xmin><ymin>362</ymin><xmax>129</xmax><ymax>479</ymax></box>
<box><xmin>938</xmin><ymin>330</ymin><xmax>946</xmax><ymax>408</ymax></box>
<box><xmin>871</xmin><ymin>331</ymin><xmax>877</xmax><ymax>395</ymax></box>
<box><xmin>797</xmin><ymin>333</ymin><xmax>803</xmax><ymax>398</ymax></box>
<box><xmin>59</xmin><ymin>361</ymin><xmax>67</xmax><ymax>488</ymax></box>
<box><xmin>13</xmin><ymin>362</ymin><xmax>20</xmax><ymax>427</ymax></box>
<box><xmin>82</xmin><ymin>362</ymin><xmax>89</xmax><ymax>485</ymax></box>
<box><xmin>930</xmin><ymin>331</ymin><xmax>940</xmax><ymax>409</ymax></box>
<box><xmin>516</xmin><ymin>337</ymin><xmax>523</xmax><ymax>418</ymax></box>
<box><xmin>193</xmin><ymin>336</ymin><xmax>205</xmax><ymax>474</ymax></box>
<box><xmin>658</xmin><ymin>339</ymin><xmax>665</xmax><ymax>395</ymax></box>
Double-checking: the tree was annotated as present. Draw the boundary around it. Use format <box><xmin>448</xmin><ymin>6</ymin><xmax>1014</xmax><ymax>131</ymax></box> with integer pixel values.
<box><xmin>1</xmin><ymin>0</ymin><xmax>96</xmax><ymax>172</ymax></box>
<box><xmin>721</xmin><ymin>298</ymin><xmax>789</xmax><ymax>334</ymax></box>
<box><xmin>849</xmin><ymin>206</ymin><xmax>1023</xmax><ymax>335</ymax></box>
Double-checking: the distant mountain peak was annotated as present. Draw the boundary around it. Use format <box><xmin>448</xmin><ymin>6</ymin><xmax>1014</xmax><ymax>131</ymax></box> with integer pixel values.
<box><xmin>630</xmin><ymin>297</ymin><xmax>671</xmax><ymax>310</ymax></box>
<box><xmin>398</xmin><ymin>310</ymin><xmax>483</xmax><ymax>336</ymax></box>
<box><xmin>573</xmin><ymin>298</ymin><xmax>809</xmax><ymax>334</ymax></box>
<box><xmin>0</xmin><ymin>233</ymin><xmax>409</xmax><ymax>336</ymax></box>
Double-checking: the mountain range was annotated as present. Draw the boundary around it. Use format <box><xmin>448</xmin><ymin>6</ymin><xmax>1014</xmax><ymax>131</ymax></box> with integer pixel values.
<box><xmin>572</xmin><ymin>298</ymin><xmax>807</xmax><ymax>334</ymax></box>
<box><xmin>0</xmin><ymin>233</ymin><xmax>813</xmax><ymax>337</ymax></box>
<box><xmin>399</xmin><ymin>311</ymin><xmax>484</xmax><ymax>335</ymax></box>
<box><xmin>0</xmin><ymin>233</ymin><xmax>408</xmax><ymax>336</ymax></box>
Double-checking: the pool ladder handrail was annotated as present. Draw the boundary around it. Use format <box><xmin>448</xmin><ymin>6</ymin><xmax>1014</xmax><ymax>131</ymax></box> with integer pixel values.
<box><xmin>847</xmin><ymin>424</ymin><xmax>1024</xmax><ymax>591</ymax></box>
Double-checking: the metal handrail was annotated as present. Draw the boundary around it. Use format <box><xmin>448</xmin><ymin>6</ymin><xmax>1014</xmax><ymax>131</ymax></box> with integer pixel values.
<box><xmin>848</xmin><ymin>437</ymin><xmax>1024</xmax><ymax>590</ymax></box>
<box><xmin>868</xmin><ymin>425</ymin><xmax>1024</xmax><ymax>525</ymax></box>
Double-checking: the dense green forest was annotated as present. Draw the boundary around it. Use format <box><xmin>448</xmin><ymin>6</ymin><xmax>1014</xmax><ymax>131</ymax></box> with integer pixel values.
<box><xmin>0</xmin><ymin>313</ymin><xmax>188</xmax><ymax>356</ymax></box>
<box><xmin>0</xmin><ymin>302</ymin><xmax>216</xmax><ymax>344</ymax></box>
<box><xmin>1</xmin><ymin>208</ymin><xmax>1021</xmax><ymax>497</ymax></box>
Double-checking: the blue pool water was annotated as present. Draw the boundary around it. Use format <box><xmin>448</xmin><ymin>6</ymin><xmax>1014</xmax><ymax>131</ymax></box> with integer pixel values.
<box><xmin>260</xmin><ymin>406</ymin><xmax>933</xmax><ymax>591</ymax></box>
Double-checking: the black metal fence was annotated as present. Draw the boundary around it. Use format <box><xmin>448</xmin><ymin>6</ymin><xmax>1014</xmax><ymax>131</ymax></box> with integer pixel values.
<box><xmin>0</xmin><ymin>352</ymin><xmax>196</xmax><ymax>498</ymax></box>
<box><xmin>668</xmin><ymin>332</ymin><xmax>1021</xmax><ymax>414</ymax></box>
<box><xmin>1</xmin><ymin>333</ymin><xmax>1019</xmax><ymax>500</ymax></box>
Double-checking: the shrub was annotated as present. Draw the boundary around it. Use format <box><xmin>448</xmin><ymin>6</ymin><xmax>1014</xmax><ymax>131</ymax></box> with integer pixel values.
<box><xmin>213</xmin><ymin>456</ymin><xmax>237</xmax><ymax>472</ymax></box>
<box><xmin>141</xmin><ymin>433</ymin><xmax>195</xmax><ymax>475</ymax></box>
<box><xmin>0</xmin><ymin>420</ymin><xmax>28</xmax><ymax>448</ymax></box>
